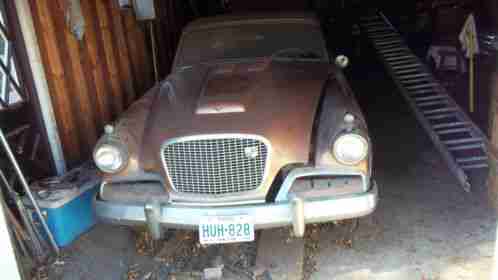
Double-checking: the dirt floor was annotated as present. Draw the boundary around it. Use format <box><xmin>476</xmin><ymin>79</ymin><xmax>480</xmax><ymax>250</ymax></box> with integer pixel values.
<box><xmin>42</xmin><ymin>55</ymin><xmax>497</xmax><ymax>280</ymax></box>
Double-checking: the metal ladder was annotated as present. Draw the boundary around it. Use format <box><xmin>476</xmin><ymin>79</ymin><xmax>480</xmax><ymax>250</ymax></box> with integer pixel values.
<box><xmin>358</xmin><ymin>12</ymin><xmax>490</xmax><ymax>192</ymax></box>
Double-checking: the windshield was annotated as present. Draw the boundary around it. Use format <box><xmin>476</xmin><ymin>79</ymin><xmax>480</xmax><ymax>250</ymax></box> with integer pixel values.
<box><xmin>175</xmin><ymin>23</ymin><xmax>328</xmax><ymax>68</ymax></box>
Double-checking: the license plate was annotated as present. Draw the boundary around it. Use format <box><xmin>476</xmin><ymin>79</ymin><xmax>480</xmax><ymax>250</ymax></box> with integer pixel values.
<box><xmin>199</xmin><ymin>215</ymin><xmax>254</xmax><ymax>245</ymax></box>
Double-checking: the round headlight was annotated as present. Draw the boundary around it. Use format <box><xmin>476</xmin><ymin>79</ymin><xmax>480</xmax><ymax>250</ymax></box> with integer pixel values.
<box><xmin>332</xmin><ymin>133</ymin><xmax>369</xmax><ymax>165</ymax></box>
<box><xmin>93</xmin><ymin>144</ymin><xmax>127</xmax><ymax>173</ymax></box>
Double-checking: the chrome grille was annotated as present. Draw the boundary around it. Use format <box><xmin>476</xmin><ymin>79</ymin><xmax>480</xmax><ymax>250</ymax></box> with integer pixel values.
<box><xmin>161</xmin><ymin>135</ymin><xmax>269</xmax><ymax>194</ymax></box>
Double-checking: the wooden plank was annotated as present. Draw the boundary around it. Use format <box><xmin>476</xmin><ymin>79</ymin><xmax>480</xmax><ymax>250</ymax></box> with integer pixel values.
<box><xmin>133</xmin><ymin>19</ymin><xmax>154</xmax><ymax>92</ymax></box>
<box><xmin>27</xmin><ymin>0</ymin><xmax>161</xmax><ymax>165</ymax></box>
<box><xmin>63</xmin><ymin>25</ymin><xmax>98</xmax><ymax>148</ymax></box>
<box><xmin>29</xmin><ymin>0</ymin><xmax>81</xmax><ymax>163</ymax></box>
<box><xmin>50</xmin><ymin>76</ymin><xmax>81</xmax><ymax>162</ymax></box>
<box><xmin>124</xmin><ymin>9</ymin><xmax>154</xmax><ymax>93</ymax></box>
<box><xmin>45</xmin><ymin>0</ymin><xmax>98</xmax><ymax>153</ymax></box>
<box><xmin>108</xmin><ymin>0</ymin><xmax>136</xmax><ymax>107</ymax></box>
<box><xmin>95</xmin><ymin>0</ymin><xmax>124</xmax><ymax>115</ymax></box>
<box><xmin>80</xmin><ymin>0</ymin><xmax>113</xmax><ymax>125</ymax></box>
<box><xmin>122</xmin><ymin>9</ymin><xmax>146</xmax><ymax>94</ymax></box>
<box><xmin>256</xmin><ymin>229</ymin><xmax>305</xmax><ymax>280</ymax></box>
<box><xmin>28</xmin><ymin>0</ymin><xmax>161</xmax><ymax>165</ymax></box>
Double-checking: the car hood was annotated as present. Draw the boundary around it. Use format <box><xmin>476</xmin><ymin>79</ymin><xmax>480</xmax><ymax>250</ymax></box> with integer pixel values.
<box><xmin>141</xmin><ymin>59</ymin><xmax>331</xmax><ymax>189</ymax></box>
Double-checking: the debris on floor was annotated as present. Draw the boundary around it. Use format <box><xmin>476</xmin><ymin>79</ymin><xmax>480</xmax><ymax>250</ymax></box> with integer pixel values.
<box><xmin>335</xmin><ymin>238</ymin><xmax>353</xmax><ymax>249</ymax></box>
<box><xmin>256</xmin><ymin>228</ymin><xmax>305</xmax><ymax>280</ymax></box>
<box><xmin>132</xmin><ymin>227</ymin><xmax>258</xmax><ymax>279</ymax></box>
<box><xmin>304</xmin><ymin>219</ymin><xmax>367</xmax><ymax>280</ymax></box>
<box><xmin>303</xmin><ymin>221</ymin><xmax>357</xmax><ymax>280</ymax></box>
<box><xmin>126</xmin><ymin>263</ymin><xmax>141</xmax><ymax>280</ymax></box>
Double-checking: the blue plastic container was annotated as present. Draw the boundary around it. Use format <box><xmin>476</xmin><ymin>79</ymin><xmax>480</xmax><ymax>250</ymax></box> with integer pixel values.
<box><xmin>27</xmin><ymin>179</ymin><xmax>99</xmax><ymax>247</ymax></box>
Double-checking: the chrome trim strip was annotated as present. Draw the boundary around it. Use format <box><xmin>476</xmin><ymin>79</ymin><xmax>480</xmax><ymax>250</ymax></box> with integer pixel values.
<box><xmin>99</xmin><ymin>181</ymin><xmax>107</xmax><ymax>200</ymax></box>
<box><xmin>160</xmin><ymin>134</ymin><xmax>272</xmax><ymax>195</ymax></box>
<box><xmin>195</xmin><ymin>103</ymin><xmax>246</xmax><ymax>114</ymax></box>
<box><xmin>170</xmin><ymin>199</ymin><xmax>265</xmax><ymax>207</ymax></box>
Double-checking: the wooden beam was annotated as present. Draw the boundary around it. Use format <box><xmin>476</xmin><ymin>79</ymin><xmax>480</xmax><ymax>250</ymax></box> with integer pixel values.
<box><xmin>122</xmin><ymin>9</ymin><xmax>153</xmax><ymax>94</ymax></box>
<box><xmin>109</xmin><ymin>0</ymin><xmax>137</xmax><ymax>107</ymax></box>
<box><xmin>95</xmin><ymin>0</ymin><xmax>125</xmax><ymax>115</ymax></box>
<box><xmin>27</xmin><ymin>0</ymin><xmax>157</xmax><ymax>165</ymax></box>
<box><xmin>63</xmin><ymin>28</ymin><xmax>99</xmax><ymax>146</ymax></box>
<box><xmin>80</xmin><ymin>0</ymin><xmax>113</xmax><ymax>124</ymax></box>
<box><xmin>50</xmin><ymin>1</ymin><xmax>98</xmax><ymax>153</ymax></box>
<box><xmin>29</xmin><ymin>0</ymin><xmax>81</xmax><ymax>163</ymax></box>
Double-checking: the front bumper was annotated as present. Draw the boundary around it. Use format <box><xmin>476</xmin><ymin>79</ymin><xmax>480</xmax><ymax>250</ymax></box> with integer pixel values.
<box><xmin>94</xmin><ymin>182</ymin><xmax>378</xmax><ymax>237</ymax></box>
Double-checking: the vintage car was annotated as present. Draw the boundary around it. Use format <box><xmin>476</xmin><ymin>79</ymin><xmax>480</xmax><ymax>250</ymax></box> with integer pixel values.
<box><xmin>93</xmin><ymin>13</ymin><xmax>377</xmax><ymax>244</ymax></box>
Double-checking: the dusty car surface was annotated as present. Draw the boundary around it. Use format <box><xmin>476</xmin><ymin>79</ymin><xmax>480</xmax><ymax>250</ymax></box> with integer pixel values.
<box><xmin>93</xmin><ymin>13</ymin><xmax>377</xmax><ymax>244</ymax></box>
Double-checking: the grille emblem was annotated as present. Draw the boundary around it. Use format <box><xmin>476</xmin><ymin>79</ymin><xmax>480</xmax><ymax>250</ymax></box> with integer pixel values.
<box><xmin>244</xmin><ymin>146</ymin><xmax>259</xmax><ymax>159</ymax></box>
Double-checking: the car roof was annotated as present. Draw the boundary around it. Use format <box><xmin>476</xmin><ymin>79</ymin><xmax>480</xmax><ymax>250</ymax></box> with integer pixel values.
<box><xmin>183</xmin><ymin>12</ymin><xmax>321</xmax><ymax>33</ymax></box>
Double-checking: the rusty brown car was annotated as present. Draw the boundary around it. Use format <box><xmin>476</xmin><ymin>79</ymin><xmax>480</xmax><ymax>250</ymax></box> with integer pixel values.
<box><xmin>93</xmin><ymin>13</ymin><xmax>377</xmax><ymax>244</ymax></box>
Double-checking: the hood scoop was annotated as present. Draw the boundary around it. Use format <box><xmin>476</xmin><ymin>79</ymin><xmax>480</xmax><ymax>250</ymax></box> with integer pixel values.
<box><xmin>196</xmin><ymin>61</ymin><xmax>269</xmax><ymax>115</ymax></box>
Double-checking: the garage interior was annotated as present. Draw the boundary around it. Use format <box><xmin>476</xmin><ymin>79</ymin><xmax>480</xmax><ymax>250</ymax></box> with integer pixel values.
<box><xmin>1</xmin><ymin>0</ymin><xmax>498</xmax><ymax>279</ymax></box>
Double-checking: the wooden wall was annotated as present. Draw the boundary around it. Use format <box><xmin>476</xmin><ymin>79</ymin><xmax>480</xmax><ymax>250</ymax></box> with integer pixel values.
<box><xmin>153</xmin><ymin>0</ymin><xmax>191</xmax><ymax>78</ymax></box>
<box><xmin>28</xmin><ymin>0</ymin><xmax>154</xmax><ymax>166</ymax></box>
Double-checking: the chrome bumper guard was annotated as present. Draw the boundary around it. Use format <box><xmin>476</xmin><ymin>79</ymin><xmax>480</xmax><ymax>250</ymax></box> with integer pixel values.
<box><xmin>95</xmin><ymin>182</ymin><xmax>378</xmax><ymax>238</ymax></box>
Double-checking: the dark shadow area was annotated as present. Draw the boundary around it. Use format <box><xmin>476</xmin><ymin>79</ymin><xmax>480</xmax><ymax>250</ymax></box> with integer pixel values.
<box><xmin>311</xmin><ymin>31</ymin><xmax>496</xmax><ymax>279</ymax></box>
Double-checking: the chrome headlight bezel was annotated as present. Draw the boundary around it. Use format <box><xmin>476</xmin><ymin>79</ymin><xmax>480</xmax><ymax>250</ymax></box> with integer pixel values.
<box><xmin>93</xmin><ymin>137</ymin><xmax>129</xmax><ymax>174</ymax></box>
<box><xmin>332</xmin><ymin>133</ymin><xmax>369</xmax><ymax>166</ymax></box>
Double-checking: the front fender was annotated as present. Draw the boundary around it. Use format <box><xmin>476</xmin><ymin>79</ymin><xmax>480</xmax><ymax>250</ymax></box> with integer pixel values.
<box><xmin>98</xmin><ymin>84</ymin><xmax>160</xmax><ymax>181</ymax></box>
<box><xmin>312</xmin><ymin>69</ymin><xmax>371</xmax><ymax>177</ymax></box>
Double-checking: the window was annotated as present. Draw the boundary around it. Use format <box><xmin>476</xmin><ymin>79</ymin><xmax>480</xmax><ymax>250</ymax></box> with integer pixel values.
<box><xmin>0</xmin><ymin>0</ymin><xmax>24</xmax><ymax>111</ymax></box>
<box><xmin>176</xmin><ymin>23</ymin><xmax>328</xmax><ymax>68</ymax></box>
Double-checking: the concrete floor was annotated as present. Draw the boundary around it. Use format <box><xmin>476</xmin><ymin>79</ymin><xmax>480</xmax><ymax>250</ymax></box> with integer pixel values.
<box><xmin>48</xmin><ymin>60</ymin><xmax>497</xmax><ymax>280</ymax></box>
<box><xmin>310</xmin><ymin>63</ymin><xmax>497</xmax><ymax>280</ymax></box>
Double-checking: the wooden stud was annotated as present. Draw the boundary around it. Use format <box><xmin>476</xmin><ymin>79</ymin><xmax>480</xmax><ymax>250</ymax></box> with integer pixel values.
<box><xmin>95</xmin><ymin>0</ymin><xmax>124</xmax><ymax>115</ymax></box>
<box><xmin>122</xmin><ymin>9</ymin><xmax>147</xmax><ymax>94</ymax></box>
<box><xmin>48</xmin><ymin>0</ymin><xmax>98</xmax><ymax>153</ymax></box>
<box><xmin>29</xmin><ymin>0</ymin><xmax>81</xmax><ymax>163</ymax></box>
<box><xmin>80</xmin><ymin>0</ymin><xmax>113</xmax><ymax>126</ymax></box>
<box><xmin>108</xmin><ymin>0</ymin><xmax>136</xmax><ymax>107</ymax></box>
<box><xmin>62</xmin><ymin>24</ymin><xmax>99</xmax><ymax>147</ymax></box>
